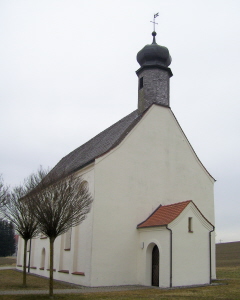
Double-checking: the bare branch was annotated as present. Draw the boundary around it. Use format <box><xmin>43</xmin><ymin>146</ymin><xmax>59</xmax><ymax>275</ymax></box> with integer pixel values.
<box><xmin>3</xmin><ymin>186</ymin><xmax>39</xmax><ymax>240</ymax></box>
<box><xmin>23</xmin><ymin>165</ymin><xmax>49</xmax><ymax>193</ymax></box>
<box><xmin>2</xmin><ymin>167</ymin><xmax>49</xmax><ymax>287</ymax></box>
<box><xmin>29</xmin><ymin>173</ymin><xmax>93</xmax><ymax>239</ymax></box>
<box><xmin>27</xmin><ymin>170</ymin><xmax>93</xmax><ymax>297</ymax></box>
<box><xmin>0</xmin><ymin>175</ymin><xmax>9</xmax><ymax>210</ymax></box>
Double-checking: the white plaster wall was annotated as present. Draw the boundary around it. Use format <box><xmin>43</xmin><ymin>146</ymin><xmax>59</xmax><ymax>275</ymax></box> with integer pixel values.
<box><xmin>137</xmin><ymin>228</ymin><xmax>171</xmax><ymax>287</ymax></box>
<box><xmin>169</xmin><ymin>203</ymin><xmax>213</xmax><ymax>286</ymax></box>
<box><xmin>69</xmin><ymin>206</ymin><xmax>94</xmax><ymax>285</ymax></box>
<box><xmin>34</xmin><ymin>237</ymin><xmax>49</xmax><ymax>277</ymax></box>
<box><xmin>29</xmin><ymin>238</ymin><xmax>36</xmax><ymax>268</ymax></box>
<box><xmin>211</xmin><ymin>234</ymin><xmax>216</xmax><ymax>279</ymax></box>
<box><xmin>30</xmin><ymin>238</ymin><xmax>49</xmax><ymax>273</ymax></box>
<box><xmin>70</xmin><ymin>166</ymin><xmax>95</xmax><ymax>286</ymax></box>
<box><xmin>90</xmin><ymin>105</ymin><xmax>215</xmax><ymax>286</ymax></box>
<box><xmin>16</xmin><ymin>236</ymin><xmax>49</xmax><ymax>275</ymax></box>
<box><xmin>16</xmin><ymin>105</ymin><xmax>215</xmax><ymax>286</ymax></box>
<box><xmin>16</xmin><ymin>237</ymin><xmax>22</xmax><ymax>266</ymax></box>
<box><xmin>59</xmin><ymin>235</ymin><xmax>72</xmax><ymax>270</ymax></box>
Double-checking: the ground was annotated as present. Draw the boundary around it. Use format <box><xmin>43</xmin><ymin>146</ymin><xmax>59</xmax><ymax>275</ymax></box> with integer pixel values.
<box><xmin>0</xmin><ymin>241</ymin><xmax>239</xmax><ymax>299</ymax></box>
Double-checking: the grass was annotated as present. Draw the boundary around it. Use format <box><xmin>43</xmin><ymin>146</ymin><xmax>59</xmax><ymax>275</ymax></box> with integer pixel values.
<box><xmin>0</xmin><ymin>269</ymin><xmax>78</xmax><ymax>291</ymax></box>
<box><xmin>0</xmin><ymin>256</ymin><xmax>17</xmax><ymax>266</ymax></box>
<box><xmin>216</xmin><ymin>241</ymin><xmax>240</xmax><ymax>267</ymax></box>
<box><xmin>0</xmin><ymin>242</ymin><xmax>239</xmax><ymax>299</ymax></box>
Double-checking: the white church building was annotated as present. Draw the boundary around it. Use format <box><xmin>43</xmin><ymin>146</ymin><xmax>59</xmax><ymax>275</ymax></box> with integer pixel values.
<box><xmin>17</xmin><ymin>31</ymin><xmax>216</xmax><ymax>288</ymax></box>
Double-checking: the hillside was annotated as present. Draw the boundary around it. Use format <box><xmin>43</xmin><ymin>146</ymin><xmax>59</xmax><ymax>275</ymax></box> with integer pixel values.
<box><xmin>216</xmin><ymin>241</ymin><xmax>240</xmax><ymax>267</ymax></box>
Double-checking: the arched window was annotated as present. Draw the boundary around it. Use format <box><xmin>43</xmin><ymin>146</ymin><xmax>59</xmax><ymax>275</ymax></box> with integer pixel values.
<box><xmin>80</xmin><ymin>180</ymin><xmax>89</xmax><ymax>191</ymax></box>
<box><xmin>40</xmin><ymin>248</ymin><xmax>46</xmax><ymax>270</ymax></box>
<box><xmin>64</xmin><ymin>228</ymin><xmax>72</xmax><ymax>250</ymax></box>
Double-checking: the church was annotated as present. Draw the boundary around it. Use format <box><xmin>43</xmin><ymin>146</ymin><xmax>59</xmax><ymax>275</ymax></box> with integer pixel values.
<box><xmin>17</xmin><ymin>30</ymin><xmax>216</xmax><ymax>288</ymax></box>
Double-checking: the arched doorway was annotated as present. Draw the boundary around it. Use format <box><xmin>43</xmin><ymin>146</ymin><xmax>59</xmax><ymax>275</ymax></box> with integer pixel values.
<box><xmin>152</xmin><ymin>245</ymin><xmax>159</xmax><ymax>286</ymax></box>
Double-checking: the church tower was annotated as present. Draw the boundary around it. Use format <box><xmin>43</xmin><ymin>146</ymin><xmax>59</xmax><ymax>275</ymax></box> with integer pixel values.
<box><xmin>136</xmin><ymin>31</ymin><xmax>173</xmax><ymax>114</ymax></box>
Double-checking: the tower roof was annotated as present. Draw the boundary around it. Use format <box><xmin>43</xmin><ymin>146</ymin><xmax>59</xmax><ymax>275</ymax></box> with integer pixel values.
<box><xmin>136</xmin><ymin>31</ymin><xmax>171</xmax><ymax>68</ymax></box>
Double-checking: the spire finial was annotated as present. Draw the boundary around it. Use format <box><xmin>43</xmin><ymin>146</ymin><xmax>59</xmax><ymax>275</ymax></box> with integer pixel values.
<box><xmin>152</xmin><ymin>31</ymin><xmax>157</xmax><ymax>44</ymax></box>
<box><xmin>150</xmin><ymin>13</ymin><xmax>159</xmax><ymax>44</ymax></box>
<box><xmin>150</xmin><ymin>13</ymin><xmax>159</xmax><ymax>32</ymax></box>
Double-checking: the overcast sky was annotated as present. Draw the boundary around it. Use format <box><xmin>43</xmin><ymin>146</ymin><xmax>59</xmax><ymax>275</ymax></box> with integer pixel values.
<box><xmin>1</xmin><ymin>0</ymin><xmax>239</xmax><ymax>243</ymax></box>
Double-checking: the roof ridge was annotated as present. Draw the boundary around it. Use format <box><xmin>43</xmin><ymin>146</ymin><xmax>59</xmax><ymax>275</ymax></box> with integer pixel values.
<box><xmin>161</xmin><ymin>200</ymin><xmax>192</xmax><ymax>208</ymax></box>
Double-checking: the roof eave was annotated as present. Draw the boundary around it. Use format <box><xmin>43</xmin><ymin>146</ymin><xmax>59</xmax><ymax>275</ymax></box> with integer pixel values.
<box><xmin>137</xmin><ymin>224</ymin><xmax>167</xmax><ymax>229</ymax></box>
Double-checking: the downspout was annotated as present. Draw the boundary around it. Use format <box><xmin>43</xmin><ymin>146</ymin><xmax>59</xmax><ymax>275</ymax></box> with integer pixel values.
<box><xmin>209</xmin><ymin>226</ymin><xmax>215</xmax><ymax>284</ymax></box>
<box><xmin>166</xmin><ymin>225</ymin><xmax>172</xmax><ymax>287</ymax></box>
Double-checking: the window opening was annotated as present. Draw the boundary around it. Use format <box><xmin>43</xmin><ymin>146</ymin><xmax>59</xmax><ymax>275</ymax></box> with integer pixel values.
<box><xmin>188</xmin><ymin>217</ymin><xmax>193</xmax><ymax>233</ymax></box>
<box><xmin>64</xmin><ymin>228</ymin><xmax>72</xmax><ymax>250</ymax></box>
<box><xmin>40</xmin><ymin>248</ymin><xmax>45</xmax><ymax>269</ymax></box>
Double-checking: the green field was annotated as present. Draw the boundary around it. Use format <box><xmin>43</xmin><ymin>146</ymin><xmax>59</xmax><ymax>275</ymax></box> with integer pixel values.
<box><xmin>216</xmin><ymin>241</ymin><xmax>240</xmax><ymax>267</ymax></box>
<box><xmin>0</xmin><ymin>241</ymin><xmax>239</xmax><ymax>299</ymax></box>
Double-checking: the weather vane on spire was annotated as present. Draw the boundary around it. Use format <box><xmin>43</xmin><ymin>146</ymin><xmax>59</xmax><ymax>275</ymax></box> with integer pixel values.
<box><xmin>150</xmin><ymin>13</ymin><xmax>159</xmax><ymax>32</ymax></box>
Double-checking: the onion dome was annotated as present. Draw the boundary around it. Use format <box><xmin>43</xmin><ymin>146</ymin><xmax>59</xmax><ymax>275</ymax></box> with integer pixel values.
<box><xmin>137</xmin><ymin>31</ymin><xmax>171</xmax><ymax>68</ymax></box>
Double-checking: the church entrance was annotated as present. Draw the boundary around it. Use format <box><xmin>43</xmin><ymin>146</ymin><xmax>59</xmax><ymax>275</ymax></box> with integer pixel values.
<box><xmin>152</xmin><ymin>245</ymin><xmax>159</xmax><ymax>286</ymax></box>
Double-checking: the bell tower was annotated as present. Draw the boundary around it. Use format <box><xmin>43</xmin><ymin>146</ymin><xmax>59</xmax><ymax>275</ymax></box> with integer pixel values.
<box><xmin>136</xmin><ymin>31</ymin><xmax>173</xmax><ymax>114</ymax></box>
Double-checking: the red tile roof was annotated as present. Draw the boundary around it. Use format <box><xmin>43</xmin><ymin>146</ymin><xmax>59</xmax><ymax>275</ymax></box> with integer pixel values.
<box><xmin>137</xmin><ymin>200</ymin><xmax>192</xmax><ymax>228</ymax></box>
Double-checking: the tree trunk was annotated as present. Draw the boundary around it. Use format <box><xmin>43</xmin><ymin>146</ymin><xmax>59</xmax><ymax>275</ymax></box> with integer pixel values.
<box><xmin>28</xmin><ymin>238</ymin><xmax>32</xmax><ymax>273</ymax></box>
<box><xmin>23</xmin><ymin>239</ymin><xmax>27</xmax><ymax>287</ymax></box>
<box><xmin>49</xmin><ymin>237</ymin><xmax>55</xmax><ymax>297</ymax></box>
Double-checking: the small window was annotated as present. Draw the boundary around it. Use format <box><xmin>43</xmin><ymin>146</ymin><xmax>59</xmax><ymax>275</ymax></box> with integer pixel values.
<box><xmin>188</xmin><ymin>217</ymin><xmax>193</xmax><ymax>233</ymax></box>
<box><xmin>139</xmin><ymin>77</ymin><xmax>143</xmax><ymax>90</ymax></box>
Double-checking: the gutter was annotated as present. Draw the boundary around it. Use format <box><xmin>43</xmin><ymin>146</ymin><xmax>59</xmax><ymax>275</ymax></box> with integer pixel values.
<box><xmin>166</xmin><ymin>225</ymin><xmax>172</xmax><ymax>287</ymax></box>
<box><xmin>209</xmin><ymin>226</ymin><xmax>215</xmax><ymax>284</ymax></box>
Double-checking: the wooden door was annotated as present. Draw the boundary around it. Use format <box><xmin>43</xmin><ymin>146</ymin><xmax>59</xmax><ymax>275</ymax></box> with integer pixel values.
<box><xmin>152</xmin><ymin>245</ymin><xmax>159</xmax><ymax>286</ymax></box>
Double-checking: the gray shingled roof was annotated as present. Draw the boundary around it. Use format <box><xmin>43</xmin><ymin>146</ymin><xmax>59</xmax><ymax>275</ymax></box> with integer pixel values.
<box><xmin>49</xmin><ymin>109</ymin><xmax>143</xmax><ymax>179</ymax></box>
<box><xmin>46</xmin><ymin>104</ymin><xmax>215</xmax><ymax>183</ymax></box>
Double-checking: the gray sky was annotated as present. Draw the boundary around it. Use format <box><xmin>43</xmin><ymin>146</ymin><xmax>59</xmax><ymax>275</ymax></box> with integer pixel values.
<box><xmin>1</xmin><ymin>0</ymin><xmax>239</xmax><ymax>243</ymax></box>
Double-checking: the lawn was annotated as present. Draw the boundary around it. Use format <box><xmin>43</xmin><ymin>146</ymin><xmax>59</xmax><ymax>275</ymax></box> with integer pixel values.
<box><xmin>0</xmin><ymin>242</ymin><xmax>239</xmax><ymax>299</ymax></box>
<box><xmin>0</xmin><ymin>269</ymin><xmax>77</xmax><ymax>291</ymax></box>
<box><xmin>0</xmin><ymin>256</ymin><xmax>17</xmax><ymax>266</ymax></box>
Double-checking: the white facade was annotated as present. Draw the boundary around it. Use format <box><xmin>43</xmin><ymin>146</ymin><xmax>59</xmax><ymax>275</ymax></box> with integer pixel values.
<box><xmin>17</xmin><ymin>104</ymin><xmax>215</xmax><ymax>287</ymax></box>
<box><xmin>137</xmin><ymin>202</ymin><xmax>214</xmax><ymax>287</ymax></box>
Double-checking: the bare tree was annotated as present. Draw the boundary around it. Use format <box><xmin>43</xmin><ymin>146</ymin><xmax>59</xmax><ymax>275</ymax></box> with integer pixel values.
<box><xmin>0</xmin><ymin>175</ymin><xmax>8</xmax><ymax>210</ymax></box>
<box><xmin>24</xmin><ymin>166</ymin><xmax>49</xmax><ymax>192</ymax></box>
<box><xmin>29</xmin><ymin>173</ymin><xmax>93</xmax><ymax>297</ymax></box>
<box><xmin>2</xmin><ymin>167</ymin><xmax>48</xmax><ymax>287</ymax></box>
<box><xmin>3</xmin><ymin>186</ymin><xmax>38</xmax><ymax>287</ymax></box>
